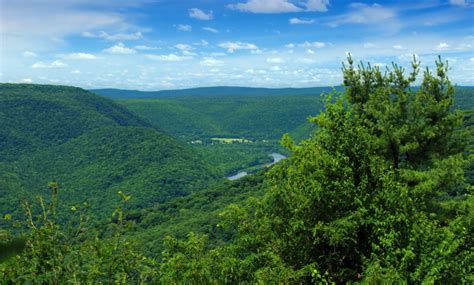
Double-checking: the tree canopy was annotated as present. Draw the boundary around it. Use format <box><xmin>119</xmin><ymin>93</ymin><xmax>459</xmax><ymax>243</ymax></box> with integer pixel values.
<box><xmin>1</xmin><ymin>57</ymin><xmax>472</xmax><ymax>283</ymax></box>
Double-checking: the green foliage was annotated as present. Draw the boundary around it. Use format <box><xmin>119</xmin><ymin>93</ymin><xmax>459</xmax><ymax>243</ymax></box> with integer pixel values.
<box><xmin>108</xmin><ymin>85</ymin><xmax>472</xmax><ymax>181</ymax></box>
<box><xmin>1</xmin><ymin>184</ymin><xmax>157</xmax><ymax>283</ymax></box>
<box><xmin>110</xmin><ymin>89</ymin><xmax>324</xmax><ymax>179</ymax></box>
<box><xmin>157</xmin><ymin>56</ymin><xmax>473</xmax><ymax>283</ymax></box>
<box><xmin>92</xmin><ymin>86</ymin><xmax>339</xmax><ymax>100</ymax></box>
<box><xmin>124</xmin><ymin>172</ymin><xmax>268</xmax><ymax>258</ymax></box>
<box><xmin>193</xmin><ymin>143</ymin><xmax>277</xmax><ymax>176</ymax></box>
<box><xmin>2</xmin><ymin>60</ymin><xmax>474</xmax><ymax>283</ymax></box>
<box><xmin>0</xmin><ymin>84</ymin><xmax>216</xmax><ymax>224</ymax></box>
<box><xmin>463</xmin><ymin>108</ymin><xmax>474</xmax><ymax>186</ymax></box>
<box><xmin>0</xmin><ymin>84</ymin><xmax>150</xmax><ymax>161</ymax></box>
<box><xmin>117</xmin><ymin>93</ymin><xmax>325</xmax><ymax>141</ymax></box>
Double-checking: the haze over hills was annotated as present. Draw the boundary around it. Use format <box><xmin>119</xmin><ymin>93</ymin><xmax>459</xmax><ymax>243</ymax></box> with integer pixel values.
<box><xmin>91</xmin><ymin>86</ymin><xmax>343</xmax><ymax>99</ymax></box>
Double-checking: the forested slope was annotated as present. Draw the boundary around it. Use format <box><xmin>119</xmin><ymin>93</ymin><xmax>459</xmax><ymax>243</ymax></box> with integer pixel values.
<box><xmin>98</xmin><ymin>86</ymin><xmax>474</xmax><ymax>176</ymax></box>
<box><xmin>117</xmin><ymin>95</ymin><xmax>324</xmax><ymax>140</ymax></box>
<box><xmin>93</xmin><ymin>86</ymin><xmax>474</xmax><ymax>142</ymax></box>
<box><xmin>1</xmin><ymin>58</ymin><xmax>473</xmax><ymax>283</ymax></box>
<box><xmin>0</xmin><ymin>84</ymin><xmax>216</xmax><ymax>224</ymax></box>
<box><xmin>92</xmin><ymin>86</ymin><xmax>339</xmax><ymax>99</ymax></box>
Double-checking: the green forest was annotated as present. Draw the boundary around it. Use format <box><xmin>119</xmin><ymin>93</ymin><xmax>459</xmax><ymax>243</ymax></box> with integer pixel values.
<box><xmin>1</xmin><ymin>56</ymin><xmax>473</xmax><ymax>283</ymax></box>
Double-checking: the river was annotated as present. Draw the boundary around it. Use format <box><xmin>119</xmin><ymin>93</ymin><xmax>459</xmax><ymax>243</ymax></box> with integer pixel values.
<box><xmin>227</xmin><ymin>153</ymin><xmax>286</xmax><ymax>181</ymax></box>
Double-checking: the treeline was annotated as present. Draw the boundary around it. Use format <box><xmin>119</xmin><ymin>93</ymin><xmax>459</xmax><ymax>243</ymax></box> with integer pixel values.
<box><xmin>0</xmin><ymin>84</ymin><xmax>217</xmax><ymax>228</ymax></box>
<box><xmin>1</xmin><ymin>57</ymin><xmax>473</xmax><ymax>283</ymax></box>
<box><xmin>117</xmin><ymin>94</ymin><xmax>326</xmax><ymax>141</ymax></box>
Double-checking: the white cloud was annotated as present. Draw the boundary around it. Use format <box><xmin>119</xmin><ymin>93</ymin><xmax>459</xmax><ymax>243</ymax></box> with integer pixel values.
<box><xmin>393</xmin><ymin>44</ymin><xmax>404</xmax><ymax>50</ymax></box>
<box><xmin>145</xmin><ymin>54</ymin><xmax>192</xmax><ymax>61</ymax></box>
<box><xmin>228</xmin><ymin>0</ymin><xmax>302</xmax><ymax>13</ymax></box>
<box><xmin>82</xmin><ymin>31</ymin><xmax>143</xmax><ymax>41</ymax></box>
<box><xmin>22</xmin><ymin>51</ymin><xmax>37</xmax><ymax>58</ymax></box>
<box><xmin>31</xmin><ymin>60</ymin><xmax>67</xmax><ymax>69</ymax></box>
<box><xmin>228</xmin><ymin>0</ymin><xmax>329</xmax><ymax>13</ymax></box>
<box><xmin>289</xmin><ymin>18</ymin><xmax>314</xmax><ymax>24</ymax></box>
<box><xmin>189</xmin><ymin>8</ymin><xmax>213</xmax><ymax>20</ymax></box>
<box><xmin>329</xmin><ymin>3</ymin><xmax>395</xmax><ymax>27</ymax></box>
<box><xmin>176</xmin><ymin>24</ymin><xmax>192</xmax><ymax>32</ymax></box>
<box><xmin>62</xmin><ymin>52</ymin><xmax>97</xmax><ymax>60</ymax></box>
<box><xmin>21</xmin><ymin>78</ymin><xmax>33</xmax><ymax>83</ymax></box>
<box><xmin>71</xmin><ymin>69</ymin><xmax>81</xmax><ymax>74</ymax></box>
<box><xmin>218</xmin><ymin>41</ymin><xmax>258</xmax><ymax>53</ymax></box>
<box><xmin>285</xmin><ymin>43</ymin><xmax>295</xmax><ymax>48</ymax></box>
<box><xmin>103</xmin><ymin>43</ymin><xmax>136</xmax><ymax>54</ymax></box>
<box><xmin>304</xmin><ymin>0</ymin><xmax>329</xmax><ymax>12</ymax></box>
<box><xmin>267</xmin><ymin>57</ymin><xmax>284</xmax><ymax>64</ymax></box>
<box><xmin>470</xmin><ymin>57</ymin><xmax>474</xmax><ymax>62</ymax></box>
<box><xmin>436</xmin><ymin>42</ymin><xmax>450</xmax><ymax>50</ymax></box>
<box><xmin>1</xmin><ymin>1</ymin><xmax>123</xmax><ymax>41</ymax></box>
<box><xmin>298</xmin><ymin>41</ymin><xmax>326</xmax><ymax>48</ymax></box>
<box><xmin>307</xmin><ymin>49</ymin><xmax>315</xmax><ymax>54</ymax></box>
<box><xmin>200</xmin><ymin>57</ymin><xmax>224</xmax><ymax>66</ymax></box>
<box><xmin>134</xmin><ymin>45</ymin><xmax>160</xmax><ymax>50</ymax></box>
<box><xmin>203</xmin><ymin>27</ymin><xmax>219</xmax><ymax>33</ymax></box>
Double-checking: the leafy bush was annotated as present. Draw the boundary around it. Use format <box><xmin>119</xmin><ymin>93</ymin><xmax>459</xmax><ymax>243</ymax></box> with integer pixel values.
<box><xmin>1</xmin><ymin>183</ymin><xmax>157</xmax><ymax>284</ymax></box>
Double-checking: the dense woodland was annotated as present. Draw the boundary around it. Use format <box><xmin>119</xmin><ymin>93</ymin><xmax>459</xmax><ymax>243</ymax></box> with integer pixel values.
<box><xmin>0</xmin><ymin>57</ymin><xmax>473</xmax><ymax>283</ymax></box>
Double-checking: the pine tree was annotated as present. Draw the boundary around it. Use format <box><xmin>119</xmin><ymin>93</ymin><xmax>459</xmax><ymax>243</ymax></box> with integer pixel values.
<box><xmin>259</xmin><ymin>55</ymin><xmax>471</xmax><ymax>283</ymax></box>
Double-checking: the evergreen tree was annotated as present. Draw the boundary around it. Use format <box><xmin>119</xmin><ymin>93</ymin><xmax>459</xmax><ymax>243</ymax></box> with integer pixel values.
<box><xmin>158</xmin><ymin>56</ymin><xmax>472</xmax><ymax>283</ymax></box>
<box><xmin>259</xmin><ymin>55</ymin><xmax>471</xmax><ymax>283</ymax></box>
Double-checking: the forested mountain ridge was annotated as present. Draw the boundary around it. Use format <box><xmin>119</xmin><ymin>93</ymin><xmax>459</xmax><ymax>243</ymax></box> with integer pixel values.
<box><xmin>102</xmin><ymin>85</ymin><xmax>474</xmax><ymax>176</ymax></box>
<box><xmin>96</xmin><ymin>86</ymin><xmax>474</xmax><ymax>141</ymax></box>
<box><xmin>0</xmin><ymin>84</ymin><xmax>152</xmax><ymax>161</ymax></box>
<box><xmin>0</xmin><ymin>84</ymin><xmax>216</xmax><ymax>224</ymax></box>
<box><xmin>91</xmin><ymin>86</ymin><xmax>342</xmax><ymax>99</ymax></box>
<box><xmin>1</xmin><ymin>60</ymin><xmax>473</xmax><ymax>283</ymax></box>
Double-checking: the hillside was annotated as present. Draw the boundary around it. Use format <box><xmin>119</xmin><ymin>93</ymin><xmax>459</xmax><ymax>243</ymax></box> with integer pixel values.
<box><xmin>3</xmin><ymin>59</ymin><xmax>472</xmax><ymax>284</ymax></box>
<box><xmin>0</xmin><ymin>84</ymin><xmax>216</xmax><ymax>225</ymax></box>
<box><xmin>93</xmin><ymin>86</ymin><xmax>474</xmax><ymax>141</ymax></box>
<box><xmin>1</xmin><ymin>84</ymin><xmax>152</xmax><ymax>161</ymax></box>
<box><xmin>91</xmin><ymin>86</ymin><xmax>474</xmax><ymax>176</ymax></box>
<box><xmin>91</xmin><ymin>86</ymin><xmax>340</xmax><ymax>99</ymax></box>
<box><xmin>91</xmin><ymin>87</ymin><xmax>340</xmax><ymax>143</ymax></box>
<box><xmin>117</xmin><ymin>95</ymin><xmax>323</xmax><ymax>141</ymax></box>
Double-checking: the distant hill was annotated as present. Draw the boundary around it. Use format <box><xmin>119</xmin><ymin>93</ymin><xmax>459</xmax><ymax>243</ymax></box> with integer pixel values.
<box><xmin>0</xmin><ymin>84</ymin><xmax>216</xmax><ymax>225</ymax></box>
<box><xmin>1</xmin><ymin>84</ymin><xmax>152</xmax><ymax>161</ymax></box>
<box><xmin>92</xmin><ymin>86</ymin><xmax>474</xmax><ymax>141</ymax></box>
<box><xmin>91</xmin><ymin>86</ymin><xmax>342</xmax><ymax>99</ymax></box>
<box><xmin>452</xmin><ymin>86</ymin><xmax>474</xmax><ymax>110</ymax></box>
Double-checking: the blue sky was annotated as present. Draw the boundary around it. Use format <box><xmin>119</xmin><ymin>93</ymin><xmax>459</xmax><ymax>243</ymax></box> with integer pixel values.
<box><xmin>1</xmin><ymin>0</ymin><xmax>473</xmax><ymax>90</ymax></box>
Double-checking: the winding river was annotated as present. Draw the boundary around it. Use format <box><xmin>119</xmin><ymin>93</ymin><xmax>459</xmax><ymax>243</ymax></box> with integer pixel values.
<box><xmin>227</xmin><ymin>153</ymin><xmax>286</xmax><ymax>180</ymax></box>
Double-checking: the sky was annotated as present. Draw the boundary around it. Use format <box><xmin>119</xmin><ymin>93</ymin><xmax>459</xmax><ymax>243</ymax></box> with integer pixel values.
<box><xmin>1</xmin><ymin>0</ymin><xmax>473</xmax><ymax>90</ymax></box>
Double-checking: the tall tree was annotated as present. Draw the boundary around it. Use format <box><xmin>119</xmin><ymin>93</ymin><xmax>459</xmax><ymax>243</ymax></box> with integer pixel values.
<box><xmin>158</xmin><ymin>56</ymin><xmax>472</xmax><ymax>283</ymax></box>
<box><xmin>259</xmin><ymin>55</ymin><xmax>471</xmax><ymax>283</ymax></box>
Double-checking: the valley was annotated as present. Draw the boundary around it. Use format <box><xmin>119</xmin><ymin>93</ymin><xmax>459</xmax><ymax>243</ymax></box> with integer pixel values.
<box><xmin>2</xmin><ymin>0</ymin><xmax>473</xmax><ymax>282</ymax></box>
<box><xmin>1</xmin><ymin>81</ymin><xmax>473</xmax><ymax>283</ymax></box>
